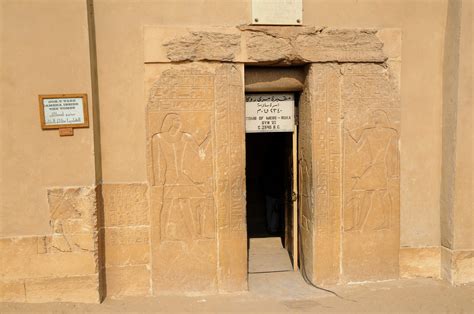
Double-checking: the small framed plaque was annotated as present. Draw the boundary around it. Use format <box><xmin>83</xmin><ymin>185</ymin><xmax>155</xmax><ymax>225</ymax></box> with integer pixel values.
<box><xmin>38</xmin><ymin>94</ymin><xmax>89</xmax><ymax>136</ymax></box>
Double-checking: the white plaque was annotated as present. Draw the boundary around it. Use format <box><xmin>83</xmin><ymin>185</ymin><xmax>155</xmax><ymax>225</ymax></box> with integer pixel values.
<box><xmin>39</xmin><ymin>94</ymin><xmax>89</xmax><ymax>129</ymax></box>
<box><xmin>246</xmin><ymin>93</ymin><xmax>294</xmax><ymax>133</ymax></box>
<box><xmin>252</xmin><ymin>0</ymin><xmax>303</xmax><ymax>25</ymax></box>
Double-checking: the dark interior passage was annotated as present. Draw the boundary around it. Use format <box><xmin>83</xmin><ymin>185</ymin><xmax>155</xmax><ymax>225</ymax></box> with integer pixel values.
<box><xmin>246</xmin><ymin>132</ymin><xmax>293</xmax><ymax>240</ymax></box>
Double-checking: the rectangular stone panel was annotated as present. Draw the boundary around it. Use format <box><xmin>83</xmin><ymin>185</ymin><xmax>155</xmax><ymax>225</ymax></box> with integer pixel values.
<box><xmin>102</xmin><ymin>184</ymin><xmax>149</xmax><ymax>227</ymax></box>
<box><xmin>400</xmin><ymin>247</ymin><xmax>440</xmax><ymax>279</ymax></box>
<box><xmin>0</xmin><ymin>280</ymin><xmax>26</xmax><ymax>302</ymax></box>
<box><xmin>341</xmin><ymin>63</ymin><xmax>400</xmax><ymax>282</ymax></box>
<box><xmin>104</xmin><ymin>227</ymin><xmax>150</xmax><ymax>266</ymax></box>
<box><xmin>147</xmin><ymin>64</ymin><xmax>218</xmax><ymax>295</ymax></box>
<box><xmin>307</xmin><ymin>64</ymin><xmax>342</xmax><ymax>285</ymax></box>
<box><xmin>1</xmin><ymin>251</ymin><xmax>98</xmax><ymax>281</ymax></box>
<box><xmin>25</xmin><ymin>275</ymin><xmax>100</xmax><ymax>303</ymax></box>
<box><xmin>105</xmin><ymin>265</ymin><xmax>151</xmax><ymax>297</ymax></box>
<box><xmin>214</xmin><ymin>64</ymin><xmax>247</xmax><ymax>292</ymax></box>
<box><xmin>145</xmin><ymin>63</ymin><xmax>246</xmax><ymax>294</ymax></box>
<box><xmin>298</xmin><ymin>69</ymin><xmax>315</xmax><ymax>280</ymax></box>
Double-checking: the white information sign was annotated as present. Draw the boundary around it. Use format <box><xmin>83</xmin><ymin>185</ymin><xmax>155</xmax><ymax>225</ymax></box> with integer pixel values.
<box><xmin>246</xmin><ymin>93</ymin><xmax>294</xmax><ymax>133</ymax></box>
<box><xmin>252</xmin><ymin>0</ymin><xmax>303</xmax><ymax>25</ymax></box>
<box><xmin>42</xmin><ymin>98</ymin><xmax>85</xmax><ymax>126</ymax></box>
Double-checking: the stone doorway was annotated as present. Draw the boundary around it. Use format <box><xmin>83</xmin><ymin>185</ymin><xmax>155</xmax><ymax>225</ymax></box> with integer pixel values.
<box><xmin>144</xmin><ymin>25</ymin><xmax>400</xmax><ymax>294</ymax></box>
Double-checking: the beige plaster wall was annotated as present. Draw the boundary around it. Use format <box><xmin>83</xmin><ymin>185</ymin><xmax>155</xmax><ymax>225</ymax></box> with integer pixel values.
<box><xmin>440</xmin><ymin>0</ymin><xmax>473</xmax><ymax>285</ymax></box>
<box><xmin>0</xmin><ymin>0</ymin><xmax>98</xmax><ymax>237</ymax></box>
<box><xmin>94</xmin><ymin>0</ymin><xmax>448</xmax><ymax>250</ymax></box>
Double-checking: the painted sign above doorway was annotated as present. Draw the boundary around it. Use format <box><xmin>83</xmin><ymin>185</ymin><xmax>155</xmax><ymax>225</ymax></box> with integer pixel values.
<box><xmin>245</xmin><ymin>93</ymin><xmax>295</xmax><ymax>133</ymax></box>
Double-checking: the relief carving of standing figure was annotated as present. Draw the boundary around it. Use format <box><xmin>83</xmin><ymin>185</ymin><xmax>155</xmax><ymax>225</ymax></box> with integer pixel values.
<box><xmin>344</xmin><ymin>110</ymin><xmax>399</xmax><ymax>231</ymax></box>
<box><xmin>152</xmin><ymin>113</ymin><xmax>213</xmax><ymax>242</ymax></box>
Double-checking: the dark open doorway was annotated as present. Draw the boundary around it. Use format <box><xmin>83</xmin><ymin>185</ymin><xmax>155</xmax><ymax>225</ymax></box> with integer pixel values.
<box><xmin>246</xmin><ymin>132</ymin><xmax>293</xmax><ymax>241</ymax></box>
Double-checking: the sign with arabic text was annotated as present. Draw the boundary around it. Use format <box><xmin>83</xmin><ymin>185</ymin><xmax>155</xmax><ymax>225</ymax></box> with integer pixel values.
<box><xmin>245</xmin><ymin>93</ymin><xmax>294</xmax><ymax>133</ymax></box>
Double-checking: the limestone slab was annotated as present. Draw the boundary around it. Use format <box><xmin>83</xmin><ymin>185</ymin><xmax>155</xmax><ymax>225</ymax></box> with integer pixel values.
<box><xmin>145</xmin><ymin>63</ymin><xmax>246</xmax><ymax>294</ymax></box>
<box><xmin>144</xmin><ymin>26</ymin><xmax>388</xmax><ymax>64</ymax></box>
<box><xmin>102</xmin><ymin>184</ymin><xmax>149</xmax><ymax>227</ymax></box>
<box><xmin>341</xmin><ymin>63</ymin><xmax>400</xmax><ymax>282</ymax></box>
<box><xmin>0</xmin><ymin>280</ymin><xmax>26</xmax><ymax>302</ymax></box>
<box><xmin>442</xmin><ymin>247</ymin><xmax>474</xmax><ymax>285</ymax></box>
<box><xmin>104</xmin><ymin>227</ymin><xmax>150</xmax><ymax>266</ymax></box>
<box><xmin>400</xmin><ymin>247</ymin><xmax>440</xmax><ymax>279</ymax></box>
<box><xmin>308</xmin><ymin>64</ymin><xmax>342</xmax><ymax>285</ymax></box>
<box><xmin>25</xmin><ymin>275</ymin><xmax>100</xmax><ymax>303</ymax></box>
<box><xmin>1</xmin><ymin>251</ymin><xmax>98</xmax><ymax>281</ymax></box>
<box><xmin>105</xmin><ymin>265</ymin><xmax>150</xmax><ymax>297</ymax></box>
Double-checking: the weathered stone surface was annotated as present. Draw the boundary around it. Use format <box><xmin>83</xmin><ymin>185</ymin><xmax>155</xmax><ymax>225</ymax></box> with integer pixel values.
<box><xmin>104</xmin><ymin>227</ymin><xmax>150</xmax><ymax>266</ymax></box>
<box><xmin>307</xmin><ymin>64</ymin><xmax>342</xmax><ymax>285</ymax></box>
<box><xmin>341</xmin><ymin>63</ymin><xmax>400</xmax><ymax>282</ymax></box>
<box><xmin>0</xmin><ymin>281</ymin><xmax>26</xmax><ymax>302</ymax></box>
<box><xmin>442</xmin><ymin>247</ymin><xmax>474</xmax><ymax>285</ymax></box>
<box><xmin>214</xmin><ymin>64</ymin><xmax>247</xmax><ymax>292</ymax></box>
<box><xmin>147</xmin><ymin>65</ymin><xmax>218</xmax><ymax>294</ymax></box>
<box><xmin>295</xmin><ymin>29</ymin><xmax>385</xmax><ymax>63</ymax></box>
<box><xmin>102</xmin><ymin>184</ymin><xmax>149</xmax><ymax>227</ymax></box>
<box><xmin>244</xmin><ymin>67</ymin><xmax>305</xmax><ymax>92</ymax></box>
<box><xmin>0</xmin><ymin>187</ymin><xmax>101</xmax><ymax>303</ymax></box>
<box><xmin>298</xmin><ymin>65</ymin><xmax>315</xmax><ymax>282</ymax></box>
<box><xmin>144</xmin><ymin>26</ymin><xmax>388</xmax><ymax>64</ymax></box>
<box><xmin>400</xmin><ymin>247</ymin><xmax>440</xmax><ymax>279</ymax></box>
<box><xmin>25</xmin><ymin>275</ymin><xmax>100</xmax><ymax>303</ymax></box>
<box><xmin>244</xmin><ymin>31</ymin><xmax>293</xmax><ymax>63</ymax></box>
<box><xmin>163</xmin><ymin>31</ymin><xmax>240</xmax><ymax>62</ymax></box>
<box><xmin>1</xmin><ymin>250</ymin><xmax>98</xmax><ymax>281</ymax></box>
<box><xmin>105</xmin><ymin>265</ymin><xmax>150</xmax><ymax>297</ymax></box>
<box><xmin>145</xmin><ymin>63</ymin><xmax>246</xmax><ymax>294</ymax></box>
<box><xmin>452</xmin><ymin>251</ymin><xmax>474</xmax><ymax>284</ymax></box>
<box><xmin>48</xmin><ymin>187</ymin><xmax>97</xmax><ymax>230</ymax></box>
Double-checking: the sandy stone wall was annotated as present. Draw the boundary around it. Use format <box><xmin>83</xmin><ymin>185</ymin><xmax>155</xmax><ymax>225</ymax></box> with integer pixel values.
<box><xmin>0</xmin><ymin>187</ymin><xmax>102</xmax><ymax>303</ymax></box>
<box><xmin>102</xmin><ymin>184</ymin><xmax>151</xmax><ymax>297</ymax></box>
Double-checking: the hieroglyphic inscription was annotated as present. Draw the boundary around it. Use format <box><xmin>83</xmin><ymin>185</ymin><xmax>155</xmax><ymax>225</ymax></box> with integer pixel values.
<box><xmin>298</xmin><ymin>67</ymin><xmax>315</xmax><ymax>279</ymax></box>
<box><xmin>310</xmin><ymin>64</ymin><xmax>342</xmax><ymax>284</ymax></box>
<box><xmin>148</xmin><ymin>71</ymin><xmax>215</xmax><ymax>111</ymax></box>
<box><xmin>214</xmin><ymin>64</ymin><xmax>245</xmax><ymax>232</ymax></box>
<box><xmin>341</xmin><ymin>63</ymin><xmax>400</xmax><ymax>281</ymax></box>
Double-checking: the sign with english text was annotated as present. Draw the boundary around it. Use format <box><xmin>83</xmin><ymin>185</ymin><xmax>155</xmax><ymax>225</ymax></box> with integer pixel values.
<box><xmin>39</xmin><ymin>94</ymin><xmax>89</xmax><ymax>130</ymax></box>
<box><xmin>245</xmin><ymin>93</ymin><xmax>294</xmax><ymax>133</ymax></box>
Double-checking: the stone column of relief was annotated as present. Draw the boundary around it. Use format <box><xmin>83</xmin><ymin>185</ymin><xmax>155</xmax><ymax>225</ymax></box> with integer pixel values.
<box><xmin>309</xmin><ymin>64</ymin><xmax>343</xmax><ymax>285</ymax></box>
<box><xmin>147</xmin><ymin>64</ymin><xmax>218</xmax><ymax>294</ymax></box>
<box><xmin>341</xmin><ymin>63</ymin><xmax>401</xmax><ymax>282</ymax></box>
<box><xmin>146</xmin><ymin>63</ymin><xmax>247</xmax><ymax>294</ymax></box>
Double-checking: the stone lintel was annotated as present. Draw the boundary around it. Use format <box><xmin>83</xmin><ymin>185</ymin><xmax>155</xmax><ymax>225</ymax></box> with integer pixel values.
<box><xmin>144</xmin><ymin>25</ymin><xmax>389</xmax><ymax>64</ymax></box>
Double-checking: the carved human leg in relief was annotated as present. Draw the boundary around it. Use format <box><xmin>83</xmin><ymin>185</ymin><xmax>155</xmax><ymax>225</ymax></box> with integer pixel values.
<box><xmin>151</xmin><ymin>113</ymin><xmax>215</xmax><ymax>243</ymax></box>
<box><xmin>344</xmin><ymin>110</ymin><xmax>399</xmax><ymax>232</ymax></box>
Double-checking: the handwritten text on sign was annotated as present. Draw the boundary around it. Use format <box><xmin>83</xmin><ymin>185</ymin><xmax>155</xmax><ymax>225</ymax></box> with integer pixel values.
<box><xmin>42</xmin><ymin>97</ymin><xmax>85</xmax><ymax>126</ymax></box>
<box><xmin>245</xmin><ymin>93</ymin><xmax>294</xmax><ymax>133</ymax></box>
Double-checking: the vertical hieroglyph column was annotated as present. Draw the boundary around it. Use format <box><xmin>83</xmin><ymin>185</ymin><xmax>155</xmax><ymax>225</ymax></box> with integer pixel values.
<box><xmin>298</xmin><ymin>65</ymin><xmax>315</xmax><ymax>281</ymax></box>
<box><xmin>341</xmin><ymin>63</ymin><xmax>400</xmax><ymax>282</ymax></box>
<box><xmin>214</xmin><ymin>64</ymin><xmax>247</xmax><ymax>292</ymax></box>
<box><xmin>309</xmin><ymin>64</ymin><xmax>342</xmax><ymax>285</ymax></box>
<box><xmin>147</xmin><ymin>64</ymin><xmax>218</xmax><ymax>294</ymax></box>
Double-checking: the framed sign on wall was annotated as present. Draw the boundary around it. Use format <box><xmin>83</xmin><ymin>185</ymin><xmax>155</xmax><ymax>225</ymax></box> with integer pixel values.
<box><xmin>38</xmin><ymin>94</ymin><xmax>89</xmax><ymax>136</ymax></box>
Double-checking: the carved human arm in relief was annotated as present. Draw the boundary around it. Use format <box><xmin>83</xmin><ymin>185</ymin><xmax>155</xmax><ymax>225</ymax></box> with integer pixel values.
<box><xmin>186</xmin><ymin>126</ymin><xmax>212</xmax><ymax>160</ymax></box>
<box><xmin>151</xmin><ymin>134</ymin><xmax>166</xmax><ymax>186</ymax></box>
